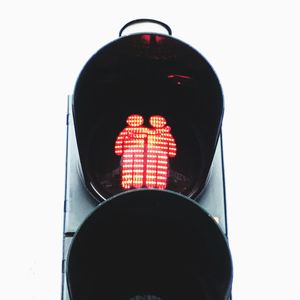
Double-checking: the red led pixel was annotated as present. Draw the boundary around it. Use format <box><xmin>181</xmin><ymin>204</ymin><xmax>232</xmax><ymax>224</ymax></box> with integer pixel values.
<box><xmin>115</xmin><ymin>114</ymin><xmax>176</xmax><ymax>190</ymax></box>
<box><xmin>141</xmin><ymin>34</ymin><xmax>151</xmax><ymax>44</ymax></box>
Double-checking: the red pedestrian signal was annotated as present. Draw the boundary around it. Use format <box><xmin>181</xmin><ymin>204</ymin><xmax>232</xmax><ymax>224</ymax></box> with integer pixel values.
<box><xmin>115</xmin><ymin>114</ymin><xmax>176</xmax><ymax>190</ymax></box>
<box><xmin>70</xmin><ymin>23</ymin><xmax>225</xmax><ymax>200</ymax></box>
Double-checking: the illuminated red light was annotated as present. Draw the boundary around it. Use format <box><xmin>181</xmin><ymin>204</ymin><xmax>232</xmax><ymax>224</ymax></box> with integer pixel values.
<box><xmin>155</xmin><ymin>35</ymin><xmax>165</xmax><ymax>43</ymax></box>
<box><xmin>115</xmin><ymin>114</ymin><xmax>177</xmax><ymax>190</ymax></box>
<box><xmin>141</xmin><ymin>34</ymin><xmax>151</xmax><ymax>44</ymax></box>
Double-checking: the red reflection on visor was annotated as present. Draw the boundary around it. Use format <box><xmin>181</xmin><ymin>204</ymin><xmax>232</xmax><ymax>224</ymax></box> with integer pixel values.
<box><xmin>167</xmin><ymin>74</ymin><xmax>191</xmax><ymax>79</ymax></box>
<box><xmin>115</xmin><ymin>114</ymin><xmax>177</xmax><ymax>190</ymax></box>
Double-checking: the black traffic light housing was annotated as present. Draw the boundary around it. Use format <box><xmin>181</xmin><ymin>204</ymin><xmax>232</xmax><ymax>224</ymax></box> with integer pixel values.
<box><xmin>62</xmin><ymin>19</ymin><xmax>233</xmax><ymax>300</ymax></box>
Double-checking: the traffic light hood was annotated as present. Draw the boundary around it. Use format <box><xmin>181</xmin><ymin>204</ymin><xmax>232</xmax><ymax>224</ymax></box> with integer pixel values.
<box><xmin>72</xmin><ymin>32</ymin><xmax>224</xmax><ymax>201</ymax></box>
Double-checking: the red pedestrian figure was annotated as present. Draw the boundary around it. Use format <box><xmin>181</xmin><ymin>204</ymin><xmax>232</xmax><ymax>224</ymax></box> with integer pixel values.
<box><xmin>114</xmin><ymin>114</ymin><xmax>148</xmax><ymax>189</ymax></box>
<box><xmin>115</xmin><ymin>114</ymin><xmax>176</xmax><ymax>190</ymax></box>
<box><xmin>145</xmin><ymin>115</ymin><xmax>177</xmax><ymax>189</ymax></box>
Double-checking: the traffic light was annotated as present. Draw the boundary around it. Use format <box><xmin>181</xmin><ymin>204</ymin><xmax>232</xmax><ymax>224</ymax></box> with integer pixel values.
<box><xmin>62</xmin><ymin>19</ymin><xmax>233</xmax><ymax>300</ymax></box>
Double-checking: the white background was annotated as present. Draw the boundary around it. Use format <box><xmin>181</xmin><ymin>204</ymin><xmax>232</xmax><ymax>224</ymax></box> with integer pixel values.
<box><xmin>1</xmin><ymin>1</ymin><xmax>300</xmax><ymax>299</ymax></box>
